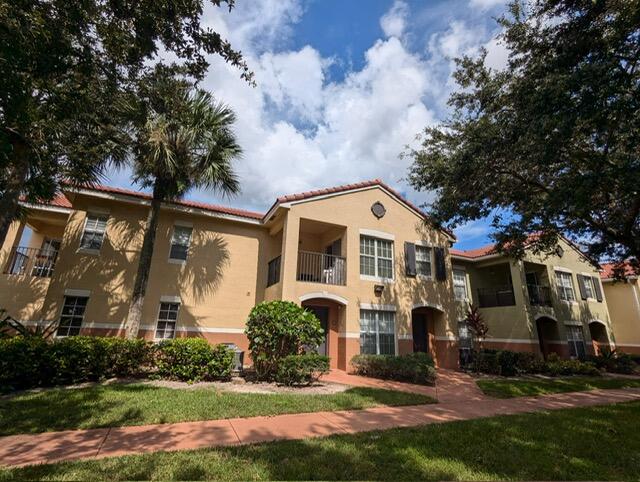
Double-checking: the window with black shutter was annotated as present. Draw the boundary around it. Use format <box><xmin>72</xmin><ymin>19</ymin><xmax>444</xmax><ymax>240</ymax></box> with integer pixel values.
<box><xmin>404</xmin><ymin>242</ymin><xmax>416</xmax><ymax>277</ymax></box>
<box><xmin>434</xmin><ymin>247</ymin><xmax>446</xmax><ymax>281</ymax></box>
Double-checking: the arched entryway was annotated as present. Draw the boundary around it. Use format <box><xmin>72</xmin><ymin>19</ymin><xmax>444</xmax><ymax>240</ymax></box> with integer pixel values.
<box><xmin>588</xmin><ymin>320</ymin><xmax>610</xmax><ymax>355</ymax></box>
<box><xmin>410</xmin><ymin>304</ymin><xmax>453</xmax><ymax>367</ymax></box>
<box><xmin>536</xmin><ymin>315</ymin><xmax>563</xmax><ymax>359</ymax></box>
<box><xmin>300</xmin><ymin>293</ymin><xmax>347</xmax><ymax>370</ymax></box>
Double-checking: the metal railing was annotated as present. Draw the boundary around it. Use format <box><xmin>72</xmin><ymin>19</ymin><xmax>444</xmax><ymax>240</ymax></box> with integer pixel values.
<box><xmin>527</xmin><ymin>284</ymin><xmax>553</xmax><ymax>306</ymax></box>
<box><xmin>296</xmin><ymin>251</ymin><xmax>346</xmax><ymax>285</ymax></box>
<box><xmin>266</xmin><ymin>255</ymin><xmax>281</xmax><ymax>287</ymax></box>
<box><xmin>477</xmin><ymin>286</ymin><xmax>516</xmax><ymax>307</ymax></box>
<box><xmin>3</xmin><ymin>246</ymin><xmax>59</xmax><ymax>278</ymax></box>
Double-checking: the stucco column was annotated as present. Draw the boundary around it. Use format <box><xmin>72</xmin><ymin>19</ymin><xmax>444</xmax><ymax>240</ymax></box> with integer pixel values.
<box><xmin>0</xmin><ymin>220</ymin><xmax>25</xmax><ymax>268</ymax></box>
<box><xmin>279</xmin><ymin>212</ymin><xmax>300</xmax><ymax>302</ymax></box>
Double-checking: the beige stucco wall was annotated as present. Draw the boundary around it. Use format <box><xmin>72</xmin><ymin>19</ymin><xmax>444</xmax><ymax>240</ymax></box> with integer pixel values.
<box><xmin>274</xmin><ymin>188</ymin><xmax>458</xmax><ymax>356</ymax></box>
<box><xmin>603</xmin><ymin>279</ymin><xmax>640</xmax><ymax>353</ymax></box>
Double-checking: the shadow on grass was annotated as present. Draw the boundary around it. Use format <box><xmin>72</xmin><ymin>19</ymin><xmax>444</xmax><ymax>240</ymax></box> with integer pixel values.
<box><xmin>4</xmin><ymin>401</ymin><xmax>640</xmax><ymax>481</ymax></box>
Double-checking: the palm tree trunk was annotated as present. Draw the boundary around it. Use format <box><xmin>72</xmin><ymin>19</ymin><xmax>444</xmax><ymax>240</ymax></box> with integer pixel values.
<box><xmin>0</xmin><ymin>139</ymin><xmax>30</xmax><ymax>250</ymax></box>
<box><xmin>124</xmin><ymin>185</ymin><xmax>164</xmax><ymax>339</ymax></box>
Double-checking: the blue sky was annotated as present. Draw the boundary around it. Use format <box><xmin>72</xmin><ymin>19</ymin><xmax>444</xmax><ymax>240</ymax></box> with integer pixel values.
<box><xmin>107</xmin><ymin>0</ymin><xmax>511</xmax><ymax>249</ymax></box>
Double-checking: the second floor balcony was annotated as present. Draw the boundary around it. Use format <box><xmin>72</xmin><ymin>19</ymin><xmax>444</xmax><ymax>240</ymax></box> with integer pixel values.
<box><xmin>296</xmin><ymin>250</ymin><xmax>346</xmax><ymax>286</ymax></box>
<box><xmin>3</xmin><ymin>246</ymin><xmax>59</xmax><ymax>278</ymax></box>
<box><xmin>477</xmin><ymin>286</ymin><xmax>516</xmax><ymax>308</ymax></box>
<box><xmin>527</xmin><ymin>284</ymin><xmax>553</xmax><ymax>307</ymax></box>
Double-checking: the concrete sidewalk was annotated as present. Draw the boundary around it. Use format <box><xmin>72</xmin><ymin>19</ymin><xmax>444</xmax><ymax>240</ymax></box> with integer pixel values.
<box><xmin>2</xmin><ymin>388</ymin><xmax>640</xmax><ymax>468</ymax></box>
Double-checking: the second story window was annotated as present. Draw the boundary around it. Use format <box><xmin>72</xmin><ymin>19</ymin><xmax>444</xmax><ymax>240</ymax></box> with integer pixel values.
<box><xmin>169</xmin><ymin>225</ymin><xmax>192</xmax><ymax>261</ymax></box>
<box><xmin>415</xmin><ymin>245</ymin><xmax>432</xmax><ymax>278</ymax></box>
<box><xmin>360</xmin><ymin>236</ymin><xmax>393</xmax><ymax>280</ymax></box>
<box><xmin>555</xmin><ymin>271</ymin><xmax>576</xmax><ymax>302</ymax></box>
<box><xmin>56</xmin><ymin>295</ymin><xmax>88</xmax><ymax>337</ymax></box>
<box><xmin>453</xmin><ymin>269</ymin><xmax>468</xmax><ymax>301</ymax></box>
<box><xmin>156</xmin><ymin>302</ymin><xmax>180</xmax><ymax>339</ymax></box>
<box><xmin>80</xmin><ymin>213</ymin><xmax>108</xmax><ymax>251</ymax></box>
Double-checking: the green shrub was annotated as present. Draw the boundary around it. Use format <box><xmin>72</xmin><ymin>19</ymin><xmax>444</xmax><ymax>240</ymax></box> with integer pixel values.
<box><xmin>0</xmin><ymin>336</ymin><xmax>49</xmax><ymax>391</ymax></box>
<box><xmin>543</xmin><ymin>353</ymin><xmax>601</xmax><ymax>377</ymax></box>
<box><xmin>350</xmin><ymin>353</ymin><xmax>436</xmax><ymax>385</ymax></box>
<box><xmin>156</xmin><ymin>338</ymin><xmax>233</xmax><ymax>382</ymax></box>
<box><xmin>275</xmin><ymin>354</ymin><xmax>330</xmax><ymax>386</ymax></box>
<box><xmin>472</xmin><ymin>350</ymin><xmax>500</xmax><ymax>375</ymax></box>
<box><xmin>0</xmin><ymin>336</ymin><xmax>154</xmax><ymax>392</ymax></box>
<box><xmin>589</xmin><ymin>349</ymin><xmax>638</xmax><ymax>374</ymax></box>
<box><xmin>245</xmin><ymin>301</ymin><xmax>325</xmax><ymax>380</ymax></box>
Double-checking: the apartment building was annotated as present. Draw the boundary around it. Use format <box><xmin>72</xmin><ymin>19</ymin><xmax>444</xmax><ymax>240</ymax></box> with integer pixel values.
<box><xmin>601</xmin><ymin>263</ymin><xmax>640</xmax><ymax>354</ymax></box>
<box><xmin>0</xmin><ymin>180</ymin><xmax>620</xmax><ymax>369</ymax></box>
<box><xmin>0</xmin><ymin>180</ymin><xmax>464</xmax><ymax>369</ymax></box>
<box><xmin>451</xmin><ymin>240</ymin><xmax>613</xmax><ymax>359</ymax></box>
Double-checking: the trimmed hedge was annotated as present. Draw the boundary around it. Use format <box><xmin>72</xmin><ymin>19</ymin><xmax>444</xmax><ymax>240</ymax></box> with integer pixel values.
<box><xmin>470</xmin><ymin>349</ymin><xmax>600</xmax><ymax>377</ymax></box>
<box><xmin>155</xmin><ymin>338</ymin><xmax>234</xmax><ymax>382</ymax></box>
<box><xmin>589</xmin><ymin>350</ymin><xmax>638</xmax><ymax>374</ymax></box>
<box><xmin>275</xmin><ymin>354</ymin><xmax>330</xmax><ymax>386</ymax></box>
<box><xmin>0</xmin><ymin>335</ymin><xmax>233</xmax><ymax>392</ymax></box>
<box><xmin>351</xmin><ymin>352</ymin><xmax>437</xmax><ymax>385</ymax></box>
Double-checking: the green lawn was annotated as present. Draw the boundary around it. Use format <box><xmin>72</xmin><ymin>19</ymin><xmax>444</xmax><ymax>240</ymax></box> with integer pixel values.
<box><xmin>0</xmin><ymin>384</ymin><xmax>433</xmax><ymax>436</ymax></box>
<box><xmin>3</xmin><ymin>401</ymin><xmax>640</xmax><ymax>480</ymax></box>
<box><xmin>477</xmin><ymin>376</ymin><xmax>640</xmax><ymax>398</ymax></box>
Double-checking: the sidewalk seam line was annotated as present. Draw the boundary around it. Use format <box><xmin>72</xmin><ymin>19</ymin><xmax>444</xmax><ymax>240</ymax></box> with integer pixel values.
<box><xmin>227</xmin><ymin>419</ymin><xmax>243</xmax><ymax>445</ymax></box>
<box><xmin>317</xmin><ymin>412</ymin><xmax>350</xmax><ymax>434</ymax></box>
<box><xmin>95</xmin><ymin>427</ymin><xmax>112</xmax><ymax>457</ymax></box>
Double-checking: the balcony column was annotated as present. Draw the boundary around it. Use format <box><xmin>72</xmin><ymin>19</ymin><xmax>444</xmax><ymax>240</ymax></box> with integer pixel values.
<box><xmin>0</xmin><ymin>220</ymin><xmax>25</xmax><ymax>269</ymax></box>
<box><xmin>509</xmin><ymin>260</ymin><xmax>527</xmax><ymax>307</ymax></box>
<box><xmin>279</xmin><ymin>212</ymin><xmax>300</xmax><ymax>302</ymax></box>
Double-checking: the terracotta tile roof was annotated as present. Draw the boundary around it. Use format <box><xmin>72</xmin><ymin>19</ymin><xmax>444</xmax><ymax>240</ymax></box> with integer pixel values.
<box><xmin>21</xmin><ymin>193</ymin><xmax>73</xmax><ymax>209</ymax></box>
<box><xmin>272</xmin><ymin>179</ymin><xmax>455</xmax><ymax>238</ymax></box>
<box><xmin>79</xmin><ymin>185</ymin><xmax>264</xmax><ymax>220</ymax></box>
<box><xmin>600</xmin><ymin>262</ymin><xmax>637</xmax><ymax>280</ymax></box>
<box><xmin>450</xmin><ymin>245</ymin><xmax>498</xmax><ymax>258</ymax></box>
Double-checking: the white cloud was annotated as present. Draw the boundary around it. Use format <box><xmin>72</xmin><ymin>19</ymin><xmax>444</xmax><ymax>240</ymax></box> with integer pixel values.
<box><xmin>380</xmin><ymin>0</ymin><xmax>409</xmax><ymax>38</ymax></box>
<box><xmin>107</xmin><ymin>0</ymin><xmax>510</xmax><ymax>219</ymax></box>
<box><xmin>468</xmin><ymin>0</ymin><xmax>507</xmax><ymax>11</ymax></box>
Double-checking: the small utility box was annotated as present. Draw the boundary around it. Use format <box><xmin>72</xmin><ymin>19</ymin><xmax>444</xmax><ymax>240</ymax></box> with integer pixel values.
<box><xmin>222</xmin><ymin>343</ymin><xmax>245</xmax><ymax>373</ymax></box>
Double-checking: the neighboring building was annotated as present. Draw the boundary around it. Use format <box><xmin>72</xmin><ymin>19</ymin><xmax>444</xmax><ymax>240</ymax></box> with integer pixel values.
<box><xmin>0</xmin><ymin>180</ymin><xmax>622</xmax><ymax>369</ymax></box>
<box><xmin>600</xmin><ymin>263</ymin><xmax>640</xmax><ymax>354</ymax></box>
<box><xmin>0</xmin><ymin>180</ymin><xmax>461</xmax><ymax>369</ymax></box>
<box><xmin>451</xmin><ymin>239</ymin><xmax>613</xmax><ymax>359</ymax></box>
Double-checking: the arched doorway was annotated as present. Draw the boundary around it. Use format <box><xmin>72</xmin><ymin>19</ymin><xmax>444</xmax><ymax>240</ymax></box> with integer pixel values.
<box><xmin>410</xmin><ymin>304</ymin><xmax>452</xmax><ymax>367</ymax></box>
<box><xmin>536</xmin><ymin>315</ymin><xmax>562</xmax><ymax>359</ymax></box>
<box><xmin>300</xmin><ymin>293</ymin><xmax>347</xmax><ymax>370</ymax></box>
<box><xmin>588</xmin><ymin>320</ymin><xmax>610</xmax><ymax>355</ymax></box>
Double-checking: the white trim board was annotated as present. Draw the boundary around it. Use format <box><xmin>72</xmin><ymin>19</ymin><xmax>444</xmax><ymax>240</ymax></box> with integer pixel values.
<box><xmin>359</xmin><ymin>303</ymin><xmax>396</xmax><ymax>311</ymax></box>
<box><xmin>359</xmin><ymin>228</ymin><xmax>395</xmax><ymax>241</ymax></box>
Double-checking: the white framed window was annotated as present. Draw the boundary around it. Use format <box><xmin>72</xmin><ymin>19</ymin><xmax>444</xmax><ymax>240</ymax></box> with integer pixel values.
<box><xmin>415</xmin><ymin>245</ymin><xmax>432</xmax><ymax>278</ymax></box>
<box><xmin>360</xmin><ymin>309</ymin><xmax>395</xmax><ymax>355</ymax></box>
<box><xmin>566</xmin><ymin>325</ymin><xmax>586</xmax><ymax>359</ymax></box>
<box><xmin>169</xmin><ymin>226</ymin><xmax>192</xmax><ymax>261</ymax></box>
<box><xmin>80</xmin><ymin>213</ymin><xmax>108</xmax><ymax>251</ymax></box>
<box><xmin>582</xmin><ymin>276</ymin><xmax>596</xmax><ymax>299</ymax></box>
<box><xmin>453</xmin><ymin>269</ymin><xmax>468</xmax><ymax>301</ymax></box>
<box><xmin>155</xmin><ymin>302</ymin><xmax>180</xmax><ymax>339</ymax></box>
<box><xmin>360</xmin><ymin>236</ymin><xmax>394</xmax><ymax>280</ymax></box>
<box><xmin>56</xmin><ymin>296</ymin><xmax>88</xmax><ymax>337</ymax></box>
<box><xmin>555</xmin><ymin>271</ymin><xmax>576</xmax><ymax>302</ymax></box>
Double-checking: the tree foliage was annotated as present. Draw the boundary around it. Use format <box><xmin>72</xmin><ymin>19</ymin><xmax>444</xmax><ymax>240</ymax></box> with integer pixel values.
<box><xmin>0</xmin><ymin>0</ymin><xmax>252</xmax><ymax>247</ymax></box>
<box><xmin>408</xmin><ymin>0</ymin><xmax>640</xmax><ymax>271</ymax></box>
<box><xmin>123</xmin><ymin>71</ymin><xmax>242</xmax><ymax>338</ymax></box>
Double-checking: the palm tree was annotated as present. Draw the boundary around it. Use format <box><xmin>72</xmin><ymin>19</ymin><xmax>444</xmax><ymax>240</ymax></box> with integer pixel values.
<box><xmin>123</xmin><ymin>78</ymin><xmax>241</xmax><ymax>339</ymax></box>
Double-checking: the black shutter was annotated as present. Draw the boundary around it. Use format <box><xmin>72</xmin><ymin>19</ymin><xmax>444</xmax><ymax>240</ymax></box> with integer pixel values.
<box><xmin>404</xmin><ymin>242</ymin><xmax>416</xmax><ymax>277</ymax></box>
<box><xmin>435</xmin><ymin>247</ymin><xmax>446</xmax><ymax>281</ymax></box>
<box><xmin>576</xmin><ymin>274</ymin><xmax>588</xmax><ymax>300</ymax></box>
<box><xmin>592</xmin><ymin>276</ymin><xmax>603</xmax><ymax>302</ymax></box>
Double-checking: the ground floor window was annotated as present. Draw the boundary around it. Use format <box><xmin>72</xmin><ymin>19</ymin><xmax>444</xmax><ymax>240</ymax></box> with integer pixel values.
<box><xmin>566</xmin><ymin>324</ymin><xmax>586</xmax><ymax>359</ymax></box>
<box><xmin>360</xmin><ymin>309</ymin><xmax>395</xmax><ymax>355</ymax></box>
<box><xmin>155</xmin><ymin>302</ymin><xmax>180</xmax><ymax>339</ymax></box>
<box><xmin>56</xmin><ymin>296</ymin><xmax>88</xmax><ymax>337</ymax></box>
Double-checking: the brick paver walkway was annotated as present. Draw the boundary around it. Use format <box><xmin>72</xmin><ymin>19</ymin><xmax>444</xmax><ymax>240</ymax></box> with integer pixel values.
<box><xmin>2</xmin><ymin>385</ymin><xmax>640</xmax><ymax>468</ymax></box>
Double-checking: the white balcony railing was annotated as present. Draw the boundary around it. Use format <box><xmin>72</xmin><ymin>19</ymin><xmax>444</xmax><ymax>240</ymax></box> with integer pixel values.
<box><xmin>296</xmin><ymin>251</ymin><xmax>346</xmax><ymax>286</ymax></box>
